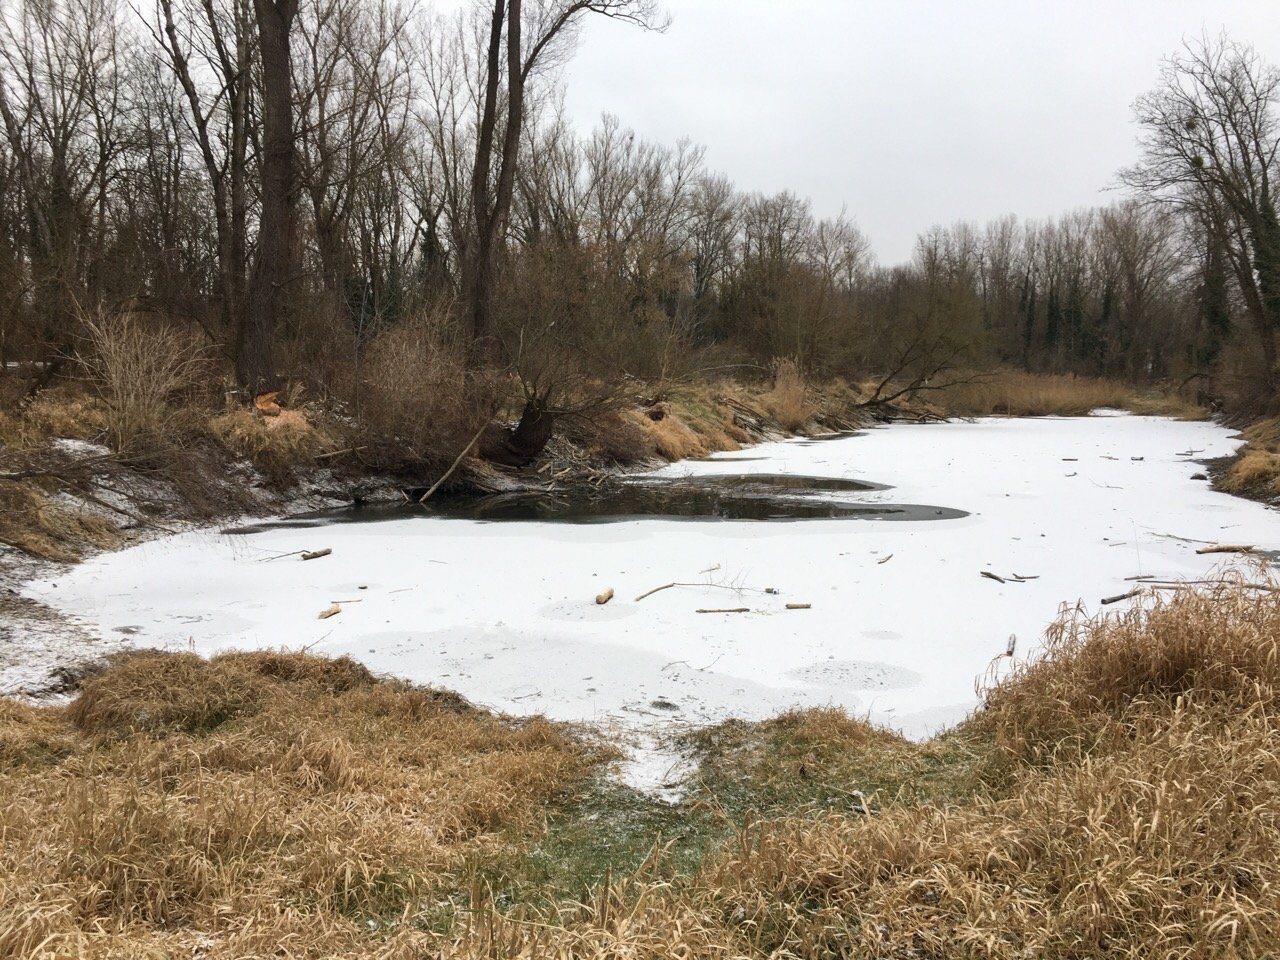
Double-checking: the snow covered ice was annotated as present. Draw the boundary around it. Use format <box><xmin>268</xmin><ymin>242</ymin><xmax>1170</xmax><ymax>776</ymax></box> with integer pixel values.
<box><xmin>21</xmin><ymin>414</ymin><xmax>1280</xmax><ymax>789</ymax></box>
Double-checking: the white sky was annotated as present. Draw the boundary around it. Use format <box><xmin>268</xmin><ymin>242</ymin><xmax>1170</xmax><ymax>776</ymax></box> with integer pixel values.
<box><xmin>557</xmin><ymin>0</ymin><xmax>1280</xmax><ymax>264</ymax></box>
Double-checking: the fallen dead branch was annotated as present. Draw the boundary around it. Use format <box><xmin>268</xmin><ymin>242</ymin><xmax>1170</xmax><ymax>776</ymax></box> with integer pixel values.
<box><xmin>1195</xmin><ymin>544</ymin><xmax>1255</xmax><ymax>555</ymax></box>
<box><xmin>595</xmin><ymin>587</ymin><xmax>614</xmax><ymax>605</ymax></box>
<box><xmin>418</xmin><ymin>419</ymin><xmax>490</xmax><ymax>504</ymax></box>
<box><xmin>317</xmin><ymin>603</ymin><xmax>342</xmax><ymax>619</ymax></box>
<box><xmin>696</xmin><ymin>607</ymin><xmax>750</xmax><ymax>614</ymax></box>
<box><xmin>635</xmin><ymin>582</ymin><xmax>677</xmax><ymax>601</ymax></box>
<box><xmin>1101</xmin><ymin>588</ymin><xmax>1143</xmax><ymax>605</ymax></box>
<box><xmin>634</xmin><ymin>581</ymin><xmax>763</xmax><ymax>602</ymax></box>
<box><xmin>981</xmin><ymin>571</ymin><xmax>1007</xmax><ymax>584</ymax></box>
<box><xmin>785</xmin><ymin>603</ymin><xmax>811</xmax><ymax>610</ymax></box>
<box><xmin>301</xmin><ymin>548</ymin><xmax>332</xmax><ymax>561</ymax></box>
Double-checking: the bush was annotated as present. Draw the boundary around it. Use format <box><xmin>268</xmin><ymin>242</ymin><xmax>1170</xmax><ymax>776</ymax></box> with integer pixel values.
<box><xmin>81</xmin><ymin>311</ymin><xmax>207</xmax><ymax>454</ymax></box>
<box><xmin>353</xmin><ymin>317</ymin><xmax>500</xmax><ymax>471</ymax></box>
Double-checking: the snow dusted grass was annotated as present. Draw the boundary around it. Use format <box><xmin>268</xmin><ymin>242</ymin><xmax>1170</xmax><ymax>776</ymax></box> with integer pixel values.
<box><xmin>4</xmin><ymin>584</ymin><xmax>1280</xmax><ymax>957</ymax></box>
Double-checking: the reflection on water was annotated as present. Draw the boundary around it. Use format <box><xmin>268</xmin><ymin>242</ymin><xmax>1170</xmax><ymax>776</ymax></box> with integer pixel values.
<box><xmin>226</xmin><ymin>472</ymin><xmax>967</xmax><ymax>533</ymax></box>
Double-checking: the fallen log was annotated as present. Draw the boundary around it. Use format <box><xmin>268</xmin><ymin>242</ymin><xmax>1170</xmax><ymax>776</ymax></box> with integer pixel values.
<box><xmin>595</xmin><ymin>587</ymin><xmax>615</xmax><ymax>605</ymax></box>
<box><xmin>301</xmin><ymin>548</ymin><xmax>332</xmax><ymax>561</ymax></box>
<box><xmin>317</xmin><ymin>603</ymin><xmax>342</xmax><ymax>619</ymax></box>
<box><xmin>1195</xmin><ymin>544</ymin><xmax>1255</xmax><ymax>555</ymax></box>
<box><xmin>696</xmin><ymin>607</ymin><xmax>750</xmax><ymax>614</ymax></box>
<box><xmin>785</xmin><ymin>603</ymin><xmax>811</xmax><ymax>610</ymax></box>
<box><xmin>981</xmin><ymin>571</ymin><xmax>1006</xmax><ymax>583</ymax></box>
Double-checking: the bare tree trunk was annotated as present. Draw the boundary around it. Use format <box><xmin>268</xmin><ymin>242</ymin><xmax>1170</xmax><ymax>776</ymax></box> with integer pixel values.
<box><xmin>465</xmin><ymin>0</ymin><xmax>506</xmax><ymax>364</ymax></box>
<box><xmin>243</xmin><ymin>0</ymin><xmax>300</xmax><ymax>395</ymax></box>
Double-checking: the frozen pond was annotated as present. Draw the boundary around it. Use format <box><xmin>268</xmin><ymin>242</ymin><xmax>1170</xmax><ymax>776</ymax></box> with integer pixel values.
<box><xmin>20</xmin><ymin>413</ymin><xmax>1280</xmax><ymax>783</ymax></box>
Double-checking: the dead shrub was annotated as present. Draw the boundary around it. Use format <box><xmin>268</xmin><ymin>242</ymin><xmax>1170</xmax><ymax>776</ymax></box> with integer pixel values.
<box><xmin>81</xmin><ymin>311</ymin><xmax>207</xmax><ymax>454</ymax></box>
<box><xmin>354</xmin><ymin>318</ymin><xmax>500</xmax><ymax>471</ymax></box>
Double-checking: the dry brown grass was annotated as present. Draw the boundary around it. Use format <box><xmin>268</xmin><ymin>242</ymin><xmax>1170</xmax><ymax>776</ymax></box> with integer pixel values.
<box><xmin>0</xmin><ymin>650</ymin><xmax>602</xmax><ymax>958</ymax></box>
<box><xmin>0</xmin><ymin>478</ymin><xmax>120</xmax><ymax>561</ymax></box>
<box><xmin>206</xmin><ymin>405</ymin><xmax>342</xmax><ymax>478</ymax></box>
<box><xmin>969</xmin><ymin>572</ymin><xmax>1280</xmax><ymax>771</ymax></box>
<box><xmin>5</xmin><ymin>586</ymin><xmax>1279</xmax><ymax>958</ymax></box>
<box><xmin>441</xmin><ymin>582</ymin><xmax>1280</xmax><ymax>959</ymax></box>
<box><xmin>624</xmin><ymin>406</ymin><xmax>712</xmax><ymax>460</ymax></box>
<box><xmin>1218</xmin><ymin>417</ymin><xmax>1280</xmax><ymax>498</ymax></box>
<box><xmin>760</xmin><ymin>357</ymin><xmax>818</xmax><ymax>431</ymax></box>
<box><xmin>943</xmin><ymin>371</ymin><xmax>1203</xmax><ymax>419</ymax></box>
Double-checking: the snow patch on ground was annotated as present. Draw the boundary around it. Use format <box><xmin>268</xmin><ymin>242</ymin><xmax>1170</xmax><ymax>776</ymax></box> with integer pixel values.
<box><xmin>17</xmin><ymin>415</ymin><xmax>1280</xmax><ymax>793</ymax></box>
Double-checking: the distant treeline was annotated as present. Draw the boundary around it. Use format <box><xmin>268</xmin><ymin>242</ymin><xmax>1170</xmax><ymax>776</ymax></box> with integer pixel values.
<box><xmin>1</xmin><ymin>2</ymin><xmax>1276</xmax><ymax>416</ymax></box>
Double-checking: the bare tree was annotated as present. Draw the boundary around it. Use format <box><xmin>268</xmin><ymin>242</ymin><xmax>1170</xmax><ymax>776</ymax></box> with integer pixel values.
<box><xmin>464</xmin><ymin>0</ymin><xmax>665</xmax><ymax>363</ymax></box>
<box><xmin>1125</xmin><ymin>35</ymin><xmax>1280</xmax><ymax>383</ymax></box>
<box><xmin>154</xmin><ymin>0</ymin><xmax>254</xmax><ymax>377</ymax></box>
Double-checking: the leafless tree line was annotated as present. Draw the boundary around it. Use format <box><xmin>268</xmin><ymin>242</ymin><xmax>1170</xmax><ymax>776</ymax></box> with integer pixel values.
<box><xmin>0</xmin><ymin>12</ymin><xmax>1277</xmax><ymax>438</ymax></box>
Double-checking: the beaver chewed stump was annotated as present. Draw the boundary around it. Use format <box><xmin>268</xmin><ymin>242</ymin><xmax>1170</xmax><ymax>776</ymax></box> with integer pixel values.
<box><xmin>479</xmin><ymin>397</ymin><xmax>556</xmax><ymax>469</ymax></box>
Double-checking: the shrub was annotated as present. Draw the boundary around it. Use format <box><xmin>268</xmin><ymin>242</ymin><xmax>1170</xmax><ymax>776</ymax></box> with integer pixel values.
<box><xmin>353</xmin><ymin>317</ymin><xmax>500</xmax><ymax>471</ymax></box>
<box><xmin>81</xmin><ymin>311</ymin><xmax>207</xmax><ymax>454</ymax></box>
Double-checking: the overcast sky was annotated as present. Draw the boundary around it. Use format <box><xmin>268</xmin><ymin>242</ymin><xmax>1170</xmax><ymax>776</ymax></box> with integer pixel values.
<box><xmin>555</xmin><ymin>0</ymin><xmax>1280</xmax><ymax>265</ymax></box>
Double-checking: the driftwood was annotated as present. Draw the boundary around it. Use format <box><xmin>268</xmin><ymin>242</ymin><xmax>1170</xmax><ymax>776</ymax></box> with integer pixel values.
<box><xmin>981</xmin><ymin>571</ymin><xmax>1006</xmax><ymax>584</ymax></box>
<box><xmin>877</xmin><ymin>554</ymin><xmax>893</xmax><ymax>565</ymax></box>
<box><xmin>317</xmin><ymin>603</ymin><xmax>342</xmax><ymax>619</ymax></box>
<box><xmin>595</xmin><ymin>587</ymin><xmax>615</xmax><ymax>605</ymax></box>
<box><xmin>301</xmin><ymin>548</ymin><xmax>332</xmax><ymax>561</ymax></box>
<box><xmin>697</xmin><ymin>607</ymin><xmax>750</xmax><ymax>614</ymax></box>
<box><xmin>1101</xmin><ymin>588</ymin><xmax>1143</xmax><ymax>605</ymax></box>
<box><xmin>785</xmin><ymin>603</ymin><xmax>811</xmax><ymax>610</ymax></box>
<box><xmin>1195</xmin><ymin>544</ymin><xmax>1255</xmax><ymax>555</ymax></box>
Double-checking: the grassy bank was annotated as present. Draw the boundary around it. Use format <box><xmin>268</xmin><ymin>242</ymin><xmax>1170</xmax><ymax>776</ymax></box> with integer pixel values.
<box><xmin>3</xmin><ymin>579</ymin><xmax>1277</xmax><ymax>957</ymax></box>
<box><xmin>0</xmin><ymin>368</ymin><xmax>1202</xmax><ymax>563</ymax></box>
